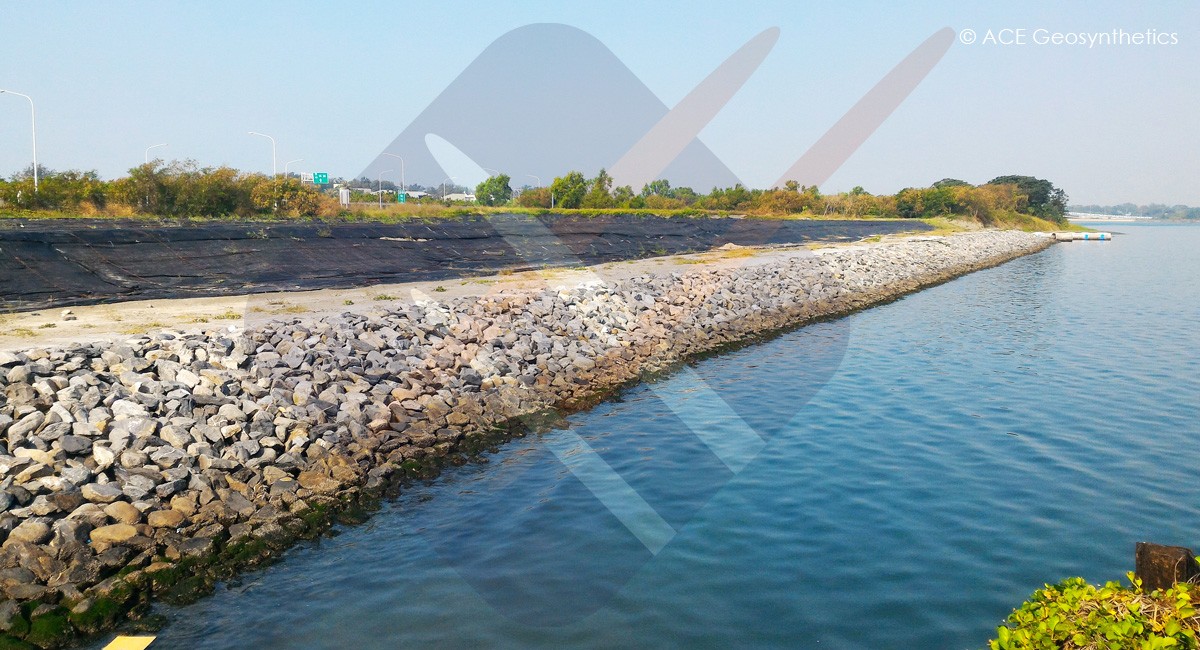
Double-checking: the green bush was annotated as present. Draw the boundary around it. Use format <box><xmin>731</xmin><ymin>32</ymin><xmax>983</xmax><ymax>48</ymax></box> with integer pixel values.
<box><xmin>0</xmin><ymin>161</ymin><xmax>336</xmax><ymax>218</ymax></box>
<box><xmin>991</xmin><ymin>573</ymin><xmax>1200</xmax><ymax>650</ymax></box>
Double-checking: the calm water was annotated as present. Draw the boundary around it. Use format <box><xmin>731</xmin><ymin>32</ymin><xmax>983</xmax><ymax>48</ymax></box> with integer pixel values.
<box><xmin>137</xmin><ymin>223</ymin><xmax>1200</xmax><ymax>649</ymax></box>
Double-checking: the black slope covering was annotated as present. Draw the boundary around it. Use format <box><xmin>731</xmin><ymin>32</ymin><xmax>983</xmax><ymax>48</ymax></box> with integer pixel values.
<box><xmin>0</xmin><ymin>214</ymin><xmax>930</xmax><ymax>310</ymax></box>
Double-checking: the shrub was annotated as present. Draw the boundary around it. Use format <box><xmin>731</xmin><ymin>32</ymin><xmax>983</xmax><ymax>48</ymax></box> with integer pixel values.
<box><xmin>991</xmin><ymin>573</ymin><xmax>1200</xmax><ymax>650</ymax></box>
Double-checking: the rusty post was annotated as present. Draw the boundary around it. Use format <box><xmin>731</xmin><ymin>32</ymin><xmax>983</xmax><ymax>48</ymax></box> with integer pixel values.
<box><xmin>1135</xmin><ymin>542</ymin><xmax>1200</xmax><ymax>591</ymax></box>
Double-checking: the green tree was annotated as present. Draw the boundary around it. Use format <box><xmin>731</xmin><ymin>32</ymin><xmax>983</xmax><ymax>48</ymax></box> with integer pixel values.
<box><xmin>0</xmin><ymin>167</ymin><xmax>109</xmax><ymax>210</ymax></box>
<box><xmin>987</xmin><ymin>175</ymin><xmax>1068</xmax><ymax>222</ymax></box>
<box><xmin>112</xmin><ymin>161</ymin><xmax>174</xmax><ymax>213</ymax></box>
<box><xmin>582</xmin><ymin>168</ymin><xmax>614</xmax><ymax>208</ymax></box>
<box><xmin>174</xmin><ymin>165</ymin><xmax>246</xmax><ymax>216</ymax></box>
<box><xmin>895</xmin><ymin>187</ymin><xmax>924</xmax><ymax>219</ymax></box>
<box><xmin>641</xmin><ymin>179</ymin><xmax>673</xmax><ymax>197</ymax></box>
<box><xmin>701</xmin><ymin>184</ymin><xmax>755</xmax><ymax>211</ymax></box>
<box><xmin>612</xmin><ymin>184</ymin><xmax>635</xmax><ymax>208</ymax></box>
<box><xmin>516</xmin><ymin>186</ymin><xmax>552</xmax><ymax>208</ymax></box>
<box><xmin>475</xmin><ymin>174</ymin><xmax>513</xmax><ymax>206</ymax></box>
<box><xmin>753</xmin><ymin>188</ymin><xmax>804</xmax><ymax>214</ymax></box>
<box><xmin>550</xmin><ymin>171</ymin><xmax>588</xmax><ymax>209</ymax></box>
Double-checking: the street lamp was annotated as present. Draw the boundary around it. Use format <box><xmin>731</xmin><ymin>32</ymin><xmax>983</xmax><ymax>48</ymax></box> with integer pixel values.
<box><xmin>0</xmin><ymin>89</ymin><xmax>37</xmax><ymax>192</ymax></box>
<box><xmin>441</xmin><ymin>176</ymin><xmax>458</xmax><ymax>200</ymax></box>
<box><xmin>380</xmin><ymin>153</ymin><xmax>404</xmax><ymax>192</ymax></box>
<box><xmin>378</xmin><ymin>169</ymin><xmax>393</xmax><ymax>209</ymax></box>
<box><xmin>144</xmin><ymin>143</ymin><xmax>168</xmax><ymax>164</ymax></box>
<box><xmin>284</xmin><ymin>158</ymin><xmax>303</xmax><ymax>180</ymax></box>
<box><xmin>247</xmin><ymin>131</ymin><xmax>277</xmax><ymax>177</ymax></box>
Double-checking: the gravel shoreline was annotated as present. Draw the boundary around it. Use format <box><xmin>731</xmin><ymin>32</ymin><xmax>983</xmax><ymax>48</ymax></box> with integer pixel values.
<box><xmin>0</xmin><ymin>230</ymin><xmax>1051</xmax><ymax>647</ymax></box>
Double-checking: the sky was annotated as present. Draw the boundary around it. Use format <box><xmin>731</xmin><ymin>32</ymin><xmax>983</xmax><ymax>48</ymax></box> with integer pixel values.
<box><xmin>0</xmin><ymin>1</ymin><xmax>1196</xmax><ymax>205</ymax></box>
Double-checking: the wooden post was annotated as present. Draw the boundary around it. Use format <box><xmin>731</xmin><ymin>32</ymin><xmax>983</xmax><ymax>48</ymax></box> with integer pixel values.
<box><xmin>1135</xmin><ymin>542</ymin><xmax>1200</xmax><ymax>591</ymax></box>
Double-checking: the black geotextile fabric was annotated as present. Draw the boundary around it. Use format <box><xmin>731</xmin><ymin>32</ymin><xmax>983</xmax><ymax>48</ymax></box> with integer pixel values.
<box><xmin>0</xmin><ymin>214</ymin><xmax>930</xmax><ymax>310</ymax></box>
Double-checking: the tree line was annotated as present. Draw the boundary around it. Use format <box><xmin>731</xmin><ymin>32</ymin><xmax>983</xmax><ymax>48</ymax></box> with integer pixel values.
<box><xmin>0</xmin><ymin>162</ymin><xmax>1069</xmax><ymax>224</ymax></box>
<box><xmin>0</xmin><ymin>161</ymin><xmax>340</xmax><ymax>217</ymax></box>
<box><xmin>502</xmin><ymin>170</ymin><xmax>1068</xmax><ymax>223</ymax></box>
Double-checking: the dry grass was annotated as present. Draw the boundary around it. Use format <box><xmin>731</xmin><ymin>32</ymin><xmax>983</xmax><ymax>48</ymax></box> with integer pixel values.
<box><xmin>678</xmin><ymin>247</ymin><xmax>761</xmax><ymax>265</ymax></box>
<box><xmin>721</xmin><ymin>247</ymin><xmax>756</xmax><ymax>259</ymax></box>
<box><xmin>119</xmin><ymin>321</ymin><xmax>166</xmax><ymax>334</ymax></box>
<box><xmin>250</xmin><ymin>303</ymin><xmax>305</xmax><ymax>315</ymax></box>
<box><xmin>917</xmin><ymin>216</ymin><xmax>977</xmax><ymax>235</ymax></box>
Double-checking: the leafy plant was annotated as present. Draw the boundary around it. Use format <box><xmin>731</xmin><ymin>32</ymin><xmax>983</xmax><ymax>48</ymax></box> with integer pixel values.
<box><xmin>991</xmin><ymin>573</ymin><xmax>1200</xmax><ymax>650</ymax></box>
<box><xmin>475</xmin><ymin>173</ymin><xmax>513</xmax><ymax>206</ymax></box>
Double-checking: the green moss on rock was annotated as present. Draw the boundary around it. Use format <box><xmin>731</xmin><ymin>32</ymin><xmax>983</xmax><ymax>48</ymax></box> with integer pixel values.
<box><xmin>24</xmin><ymin>608</ymin><xmax>70</xmax><ymax>649</ymax></box>
<box><xmin>0</xmin><ymin>634</ymin><xmax>36</xmax><ymax>650</ymax></box>
<box><xmin>67</xmin><ymin>596</ymin><xmax>125</xmax><ymax>635</ymax></box>
<box><xmin>0</xmin><ymin>611</ymin><xmax>29</xmax><ymax>638</ymax></box>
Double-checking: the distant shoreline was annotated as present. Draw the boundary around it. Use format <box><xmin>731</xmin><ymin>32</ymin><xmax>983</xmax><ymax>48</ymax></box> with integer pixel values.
<box><xmin>1068</xmin><ymin>216</ymin><xmax>1157</xmax><ymax>223</ymax></box>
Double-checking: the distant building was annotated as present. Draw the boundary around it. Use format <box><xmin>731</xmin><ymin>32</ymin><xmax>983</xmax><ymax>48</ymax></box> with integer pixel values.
<box><xmin>444</xmin><ymin>193</ymin><xmax>477</xmax><ymax>202</ymax></box>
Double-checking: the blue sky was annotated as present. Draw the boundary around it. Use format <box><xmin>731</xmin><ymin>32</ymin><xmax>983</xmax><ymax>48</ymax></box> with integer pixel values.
<box><xmin>1</xmin><ymin>1</ymin><xmax>1196</xmax><ymax>204</ymax></box>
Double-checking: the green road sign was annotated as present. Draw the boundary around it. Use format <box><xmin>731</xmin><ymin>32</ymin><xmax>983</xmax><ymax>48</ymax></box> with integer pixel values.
<box><xmin>397</xmin><ymin>192</ymin><xmax>407</xmax><ymax>203</ymax></box>
<box><xmin>312</xmin><ymin>172</ymin><xmax>329</xmax><ymax>184</ymax></box>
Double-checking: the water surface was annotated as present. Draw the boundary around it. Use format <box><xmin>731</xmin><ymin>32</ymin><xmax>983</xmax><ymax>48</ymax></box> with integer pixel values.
<box><xmin>138</xmin><ymin>224</ymin><xmax>1200</xmax><ymax>649</ymax></box>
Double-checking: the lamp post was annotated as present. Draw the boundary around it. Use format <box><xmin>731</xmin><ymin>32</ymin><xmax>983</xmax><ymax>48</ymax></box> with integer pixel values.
<box><xmin>0</xmin><ymin>89</ymin><xmax>37</xmax><ymax>192</ymax></box>
<box><xmin>380</xmin><ymin>153</ymin><xmax>404</xmax><ymax>192</ymax></box>
<box><xmin>144</xmin><ymin>143</ymin><xmax>168</xmax><ymax>164</ymax></box>
<box><xmin>441</xmin><ymin>176</ymin><xmax>458</xmax><ymax>200</ymax></box>
<box><xmin>378</xmin><ymin>169</ymin><xmax>393</xmax><ymax>209</ymax></box>
<box><xmin>284</xmin><ymin>158</ymin><xmax>303</xmax><ymax>180</ymax></box>
<box><xmin>247</xmin><ymin>131</ymin><xmax>277</xmax><ymax>177</ymax></box>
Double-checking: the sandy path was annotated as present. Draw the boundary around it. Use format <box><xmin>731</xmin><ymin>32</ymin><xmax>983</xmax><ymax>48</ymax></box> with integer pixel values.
<box><xmin>0</xmin><ymin>242</ymin><xmax>836</xmax><ymax>352</ymax></box>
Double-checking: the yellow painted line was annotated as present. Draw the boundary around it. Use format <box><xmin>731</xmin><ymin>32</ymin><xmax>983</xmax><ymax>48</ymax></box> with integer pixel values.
<box><xmin>103</xmin><ymin>636</ymin><xmax>156</xmax><ymax>650</ymax></box>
